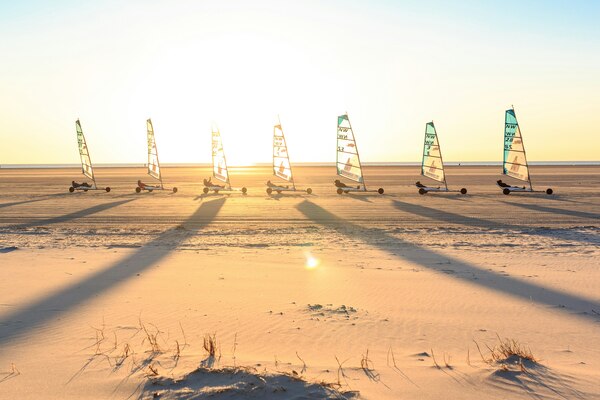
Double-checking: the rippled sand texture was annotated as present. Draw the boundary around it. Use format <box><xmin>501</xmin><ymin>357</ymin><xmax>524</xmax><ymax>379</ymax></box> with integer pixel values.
<box><xmin>0</xmin><ymin>165</ymin><xmax>599</xmax><ymax>399</ymax></box>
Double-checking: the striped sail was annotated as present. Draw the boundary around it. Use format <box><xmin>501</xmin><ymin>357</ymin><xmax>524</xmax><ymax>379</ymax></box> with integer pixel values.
<box><xmin>146</xmin><ymin>119</ymin><xmax>162</xmax><ymax>182</ymax></box>
<box><xmin>503</xmin><ymin>109</ymin><xmax>530</xmax><ymax>182</ymax></box>
<box><xmin>336</xmin><ymin>114</ymin><xmax>363</xmax><ymax>183</ymax></box>
<box><xmin>421</xmin><ymin>122</ymin><xmax>446</xmax><ymax>183</ymax></box>
<box><xmin>211</xmin><ymin>126</ymin><xmax>230</xmax><ymax>187</ymax></box>
<box><xmin>273</xmin><ymin>123</ymin><xmax>294</xmax><ymax>184</ymax></box>
<box><xmin>76</xmin><ymin>119</ymin><xmax>96</xmax><ymax>186</ymax></box>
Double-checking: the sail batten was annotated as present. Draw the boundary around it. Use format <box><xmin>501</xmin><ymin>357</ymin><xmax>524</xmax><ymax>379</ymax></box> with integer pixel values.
<box><xmin>503</xmin><ymin>109</ymin><xmax>530</xmax><ymax>183</ymax></box>
<box><xmin>76</xmin><ymin>119</ymin><xmax>96</xmax><ymax>187</ymax></box>
<box><xmin>273</xmin><ymin>122</ymin><xmax>295</xmax><ymax>186</ymax></box>
<box><xmin>146</xmin><ymin>119</ymin><xmax>162</xmax><ymax>184</ymax></box>
<box><xmin>212</xmin><ymin>126</ymin><xmax>231</xmax><ymax>189</ymax></box>
<box><xmin>336</xmin><ymin>114</ymin><xmax>364</xmax><ymax>184</ymax></box>
<box><xmin>421</xmin><ymin>122</ymin><xmax>446</xmax><ymax>186</ymax></box>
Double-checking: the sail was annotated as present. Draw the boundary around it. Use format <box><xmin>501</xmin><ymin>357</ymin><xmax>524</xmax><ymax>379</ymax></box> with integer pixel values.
<box><xmin>146</xmin><ymin>119</ymin><xmax>162</xmax><ymax>182</ymax></box>
<box><xmin>503</xmin><ymin>109</ymin><xmax>530</xmax><ymax>182</ymax></box>
<box><xmin>421</xmin><ymin>122</ymin><xmax>446</xmax><ymax>183</ymax></box>
<box><xmin>211</xmin><ymin>126</ymin><xmax>230</xmax><ymax>186</ymax></box>
<box><xmin>336</xmin><ymin>114</ymin><xmax>363</xmax><ymax>183</ymax></box>
<box><xmin>273</xmin><ymin>123</ymin><xmax>294</xmax><ymax>184</ymax></box>
<box><xmin>76</xmin><ymin>119</ymin><xmax>96</xmax><ymax>185</ymax></box>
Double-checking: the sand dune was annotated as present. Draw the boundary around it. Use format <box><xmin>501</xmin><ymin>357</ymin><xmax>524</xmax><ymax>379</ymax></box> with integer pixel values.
<box><xmin>0</xmin><ymin>166</ymin><xmax>599</xmax><ymax>399</ymax></box>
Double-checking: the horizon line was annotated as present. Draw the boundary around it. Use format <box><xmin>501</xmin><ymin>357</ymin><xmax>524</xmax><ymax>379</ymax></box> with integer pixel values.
<box><xmin>1</xmin><ymin>161</ymin><xmax>600</xmax><ymax>169</ymax></box>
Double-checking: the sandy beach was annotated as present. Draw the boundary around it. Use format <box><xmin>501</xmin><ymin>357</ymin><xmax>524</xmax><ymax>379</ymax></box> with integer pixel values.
<box><xmin>0</xmin><ymin>165</ymin><xmax>599</xmax><ymax>399</ymax></box>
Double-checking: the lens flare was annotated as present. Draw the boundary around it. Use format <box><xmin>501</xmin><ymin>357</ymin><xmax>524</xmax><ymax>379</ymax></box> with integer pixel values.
<box><xmin>304</xmin><ymin>252</ymin><xmax>320</xmax><ymax>269</ymax></box>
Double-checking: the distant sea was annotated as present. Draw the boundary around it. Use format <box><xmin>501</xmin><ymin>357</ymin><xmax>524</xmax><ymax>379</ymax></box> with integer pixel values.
<box><xmin>1</xmin><ymin>161</ymin><xmax>599</xmax><ymax>169</ymax></box>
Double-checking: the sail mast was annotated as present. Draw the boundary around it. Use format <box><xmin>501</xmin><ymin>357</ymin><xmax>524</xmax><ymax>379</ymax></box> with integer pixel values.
<box><xmin>421</xmin><ymin>122</ymin><xmax>426</xmax><ymax>167</ymax></box>
<box><xmin>285</xmin><ymin>120</ymin><xmax>296</xmax><ymax>190</ymax></box>
<box><xmin>436</xmin><ymin>123</ymin><xmax>448</xmax><ymax>190</ymax></box>
<box><xmin>221</xmin><ymin>130</ymin><xmax>231</xmax><ymax>189</ymax></box>
<box><xmin>514</xmin><ymin>107</ymin><xmax>533</xmax><ymax>191</ymax></box>
<box><xmin>272</xmin><ymin>117</ymin><xmax>276</xmax><ymax>184</ymax></box>
<box><xmin>346</xmin><ymin>115</ymin><xmax>365</xmax><ymax>190</ymax></box>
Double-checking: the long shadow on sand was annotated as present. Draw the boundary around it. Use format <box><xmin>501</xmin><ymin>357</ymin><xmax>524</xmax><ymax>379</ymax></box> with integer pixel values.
<box><xmin>1</xmin><ymin>199</ymin><xmax>137</xmax><ymax>230</ymax></box>
<box><xmin>194</xmin><ymin>193</ymin><xmax>232</xmax><ymax>201</ymax></box>
<box><xmin>344</xmin><ymin>194</ymin><xmax>374</xmax><ymax>203</ymax></box>
<box><xmin>335</xmin><ymin>193</ymin><xmax>391</xmax><ymax>203</ymax></box>
<box><xmin>0</xmin><ymin>193</ymin><xmax>72</xmax><ymax>210</ymax></box>
<box><xmin>0</xmin><ymin>198</ymin><xmax>226</xmax><ymax>350</ymax></box>
<box><xmin>265</xmin><ymin>192</ymin><xmax>316</xmax><ymax>201</ymax></box>
<box><xmin>0</xmin><ymin>199</ymin><xmax>45</xmax><ymax>209</ymax></box>
<box><xmin>296</xmin><ymin>200</ymin><xmax>600</xmax><ymax>323</ymax></box>
<box><xmin>502</xmin><ymin>201</ymin><xmax>600</xmax><ymax>221</ymax></box>
<box><xmin>392</xmin><ymin>200</ymin><xmax>600</xmax><ymax>246</ymax></box>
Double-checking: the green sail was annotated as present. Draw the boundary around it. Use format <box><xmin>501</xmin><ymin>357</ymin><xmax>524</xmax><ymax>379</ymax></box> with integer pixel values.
<box><xmin>336</xmin><ymin>113</ymin><xmax>364</xmax><ymax>184</ymax></box>
<box><xmin>421</xmin><ymin>122</ymin><xmax>446</xmax><ymax>184</ymax></box>
<box><xmin>503</xmin><ymin>109</ymin><xmax>530</xmax><ymax>182</ymax></box>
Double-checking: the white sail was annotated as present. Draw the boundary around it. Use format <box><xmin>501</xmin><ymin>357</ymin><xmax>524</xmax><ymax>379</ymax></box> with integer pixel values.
<box><xmin>211</xmin><ymin>126</ymin><xmax>230</xmax><ymax>188</ymax></box>
<box><xmin>273</xmin><ymin>122</ymin><xmax>294</xmax><ymax>186</ymax></box>
<box><xmin>336</xmin><ymin>114</ymin><xmax>364</xmax><ymax>184</ymax></box>
<box><xmin>76</xmin><ymin>119</ymin><xmax>96</xmax><ymax>187</ymax></box>
<box><xmin>146</xmin><ymin>119</ymin><xmax>162</xmax><ymax>183</ymax></box>
<box><xmin>503</xmin><ymin>108</ymin><xmax>530</xmax><ymax>183</ymax></box>
<box><xmin>421</xmin><ymin>122</ymin><xmax>446</xmax><ymax>186</ymax></box>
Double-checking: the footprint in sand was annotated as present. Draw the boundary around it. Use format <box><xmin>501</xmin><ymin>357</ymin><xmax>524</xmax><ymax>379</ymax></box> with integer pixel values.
<box><xmin>305</xmin><ymin>303</ymin><xmax>362</xmax><ymax>322</ymax></box>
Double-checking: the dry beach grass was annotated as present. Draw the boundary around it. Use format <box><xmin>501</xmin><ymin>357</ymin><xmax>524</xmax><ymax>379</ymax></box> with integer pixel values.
<box><xmin>0</xmin><ymin>165</ymin><xmax>599</xmax><ymax>399</ymax></box>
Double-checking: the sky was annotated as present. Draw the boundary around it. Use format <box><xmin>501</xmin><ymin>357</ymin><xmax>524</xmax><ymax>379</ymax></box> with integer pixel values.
<box><xmin>0</xmin><ymin>0</ymin><xmax>599</xmax><ymax>165</ymax></box>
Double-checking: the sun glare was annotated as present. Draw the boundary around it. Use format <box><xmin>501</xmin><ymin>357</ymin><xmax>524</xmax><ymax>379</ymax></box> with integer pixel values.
<box><xmin>304</xmin><ymin>252</ymin><xmax>320</xmax><ymax>270</ymax></box>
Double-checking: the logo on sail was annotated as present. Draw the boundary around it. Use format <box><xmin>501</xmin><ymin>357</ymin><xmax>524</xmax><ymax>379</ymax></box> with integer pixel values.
<box><xmin>339</xmin><ymin>157</ymin><xmax>361</xmax><ymax>181</ymax></box>
<box><xmin>507</xmin><ymin>156</ymin><xmax>528</xmax><ymax>180</ymax></box>
<box><xmin>215</xmin><ymin>161</ymin><xmax>227</xmax><ymax>182</ymax></box>
<box><xmin>510</xmin><ymin>156</ymin><xmax>520</xmax><ymax>172</ymax></box>
<box><xmin>428</xmin><ymin>160</ymin><xmax>437</xmax><ymax>174</ymax></box>
<box><xmin>276</xmin><ymin>162</ymin><xmax>289</xmax><ymax>180</ymax></box>
<box><xmin>424</xmin><ymin>160</ymin><xmax>442</xmax><ymax>180</ymax></box>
